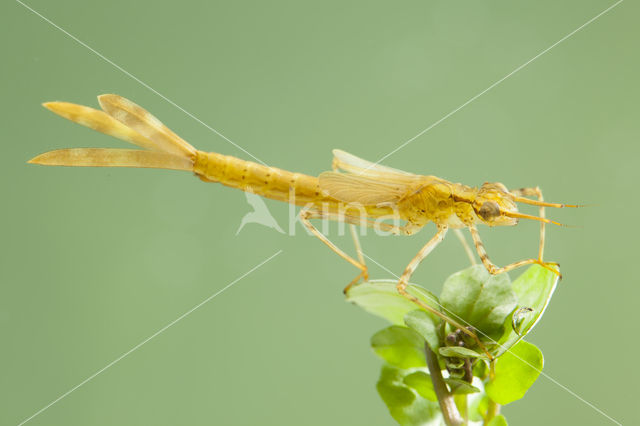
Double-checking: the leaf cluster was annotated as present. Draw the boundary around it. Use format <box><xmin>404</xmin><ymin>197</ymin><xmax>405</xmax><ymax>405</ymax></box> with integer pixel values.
<box><xmin>346</xmin><ymin>265</ymin><xmax>559</xmax><ymax>425</ymax></box>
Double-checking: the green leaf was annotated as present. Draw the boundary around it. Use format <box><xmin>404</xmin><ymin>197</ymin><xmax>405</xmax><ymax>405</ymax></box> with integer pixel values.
<box><xmin>496</xmin><ymin>265</ymin><xmax>559</xmax><ymax>356</ymax></box>
<box><xmin>377</xmin><ymin>365</ymin><xmax>416</xmax><ymax>407</ymax></box>
<box><xmin>403</xmin><ymin>371</ymin><xmax>437</xmax><ymax>402</ymax></box>
<box><xmin>440</xmin><ymin>266</ymin><xmax>517</xmax><ymax>340</ymax></box>
<box><xmin>371</xmin><ymin>326</ymin><xmax>427</xmax><ymax>368</ymax></box>
<box><xmin>473</xmin><ymin>359</ymin><xmax>489</xmax><ymax>379</ymax></box>
<box><xmin>347</xmin><ymin>280</ymin><xmax>441</xmax><ymax>325</ymax></box>
<box><xmin>468</xmin><ymin>394</ymin><xmax>489</xmax><ymax>422</ymax></box>
<box><xmin>447</xmin><ymin>369</ymin><xmax>466</xmax><ymax>380</ymax></box>
<box><xmin>439</xmin><ymin>346</ymin><xmax>487</xmax><ymax>359</ymax></box>
<box><xmin>444</xmin><ymin>378</ymin><xmax>481</xmax><ymax>394</ymax></box>
<box><xmin>377</xmin><ymin>365</ymin><xmax>442</xmax><ymax>425</ymax></box>
<box><xmin>487</xmin><ymin>414</ymin><xmax>508</xmax><ymax>426</ymax></box>
<box><xmin>485</xmin><ymin>340</ymin><xmax>543</xmax><ymax>405</ymax></box>
<box><xmin>404</xmin><ymin>309</ymin><xmax>441</xmax><ymax>352</ymax></box>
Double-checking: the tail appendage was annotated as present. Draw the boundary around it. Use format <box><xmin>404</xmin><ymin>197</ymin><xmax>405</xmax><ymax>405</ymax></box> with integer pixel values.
<box><xmin>28</xmin><ymin>95</ymin><xmax>196</xmax><ymax>171</ymax></box>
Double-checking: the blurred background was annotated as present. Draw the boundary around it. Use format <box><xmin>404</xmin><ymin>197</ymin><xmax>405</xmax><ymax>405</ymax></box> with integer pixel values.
<box><xmin>1</xmin><ymin>1</ymin><xmax>637</xmax><ymax>424</ymax></box>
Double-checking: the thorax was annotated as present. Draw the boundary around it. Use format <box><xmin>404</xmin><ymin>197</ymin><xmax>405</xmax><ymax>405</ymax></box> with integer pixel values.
<box><xmin>398</xmin><ymin>180</ymin><xmax>479</xmax><ymax>228</ymax></box>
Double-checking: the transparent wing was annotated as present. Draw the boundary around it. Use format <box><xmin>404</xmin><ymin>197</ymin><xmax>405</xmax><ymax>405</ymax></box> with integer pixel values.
<box><xmin>98</xmin><ymin>94</ymin><xmax>195</xmax><ymax>157</ymax></box>
<box><xmin>319</xmin><ymin>171</ymin><xmax>412</xmax><ymax>206</ymax></box>
<box><xmin>28</xmin><ymin>148</ymin><xmax>193</xmax><ymax>170</ymax></box>
<box><xmin>332</xmin><ymin>149</ymin><xmax>419</xmax><ymax>183</ymax></box>
<box><xmin>43</xmin><ymin>102</ymin><xmax>157</xmax><ymax>151</ymax></box>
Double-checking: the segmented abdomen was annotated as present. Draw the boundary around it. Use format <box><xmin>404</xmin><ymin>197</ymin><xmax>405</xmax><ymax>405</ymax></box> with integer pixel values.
<box><xmin>194</xmin><ymin>150</ymin><xmax>333</xmax><ymax>206</ymax></box>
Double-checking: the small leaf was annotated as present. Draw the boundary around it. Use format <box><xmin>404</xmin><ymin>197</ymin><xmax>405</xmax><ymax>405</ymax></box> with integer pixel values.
<box><xmin>444</xmin><ymin>378</ymin><xmax>481</xmax><ymax>394</ymax></box>
<box><xmin>486</xmin><ymin>340</ymin><xmax>543</xmax><ymax>405</ymax></box>
<box><xmin>440</xmin><ymin>266</ymin><xmax>517</xmax><ymax>340</ymax></box>
<box><xmin>447</xmin><ymin>369</ymin><xmax>466</xmax><ymax>380</ymax></box>
<box><xmin>404</xmin><ymin>309</ymin><xmax>441</xmax><ymax>352</ymax></box>
<box><xmin>347</xmin><ymin>280</ymin><xmax>441</xmax><ymax>325</ymax></box>
<box><xmin>371</xmin><ymin>326</ymin><xmax>427</xmax><ymax>368</ymax></box>
<box><xmin>487</xmin><ymin>414</ymin><xmax>508</xmax><ymax>426</ymax></box>
<box><xmin>446</xmin><ymin>358</ymin><xmax>465</xmax><ymax>369</ymax></box>
<box><xmin>473</xmin><ymin>359</ymin><xmax>489</xmax><ymax>379</ymax></box>
<box><xmin>439</xmin><ymin>346</ymin><xmax>487</xmax><ymax>359</ymax></box>
<box><xmin>377</xmin><ymin>365</ymin><xmax>442</xmax><ymax>425</ymax></box>
<box><xmin>496</xmin><ymin>265</ymin><xmax>559</xmax><ymax>356</ymax></box>
<box><xmin>377</xmin><ymin>365</ymin><xmax>415</xmax><ymax>408</ymax></box>
<box><xmin>403</xmin><ymin>371</ymin><xmax>437</xmax><ymax>402</ymax></box>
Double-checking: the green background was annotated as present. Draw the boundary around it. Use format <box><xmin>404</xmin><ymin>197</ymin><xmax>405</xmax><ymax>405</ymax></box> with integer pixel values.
<box><xmin>1</xmin><ymin>1</ymin><xmax>637</xmax><ymax>424</ymax></box>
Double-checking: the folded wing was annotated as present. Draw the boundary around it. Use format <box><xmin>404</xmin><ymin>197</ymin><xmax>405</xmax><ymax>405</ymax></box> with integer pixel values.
<box><xmin>319</xmin><ymin>171</ymin><xmax>413</xmax><ymax>206</ymax></box>
<box><xmin>320</xmin><ymin>150</ymin><xmax>424</xmax><ymax>206</ymax></box>
<box><xmin>332</xmin><ymin>149</ymin><xmax>419</xmax><ymax>183</ymax></box>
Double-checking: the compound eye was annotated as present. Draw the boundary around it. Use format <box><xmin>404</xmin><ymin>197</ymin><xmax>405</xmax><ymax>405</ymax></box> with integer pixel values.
<box><xmin>478</xmin><ymin>201</ymin><xmax>501</xmax><ymax>220</ymax></box>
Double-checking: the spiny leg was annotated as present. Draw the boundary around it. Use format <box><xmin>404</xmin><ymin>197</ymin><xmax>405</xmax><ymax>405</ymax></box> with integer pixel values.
<box><xmin>333</xmin><ymin>161</ymin><xmax>367</xmax><ymax>287</ymax></box>
<box><xmin>302</xmin><ymin>211</ymin><xmax>423</xmax><ymax>291</ymax></box>
<box><xmin>343</xmin><ymin>223</ymin><xmax>368</xmax><ymax>293</ymax></box>
<box><xmin>454</xmin><ymin>228</ymin><xmax>476</xmax><ymax>266</ymax></box>
<box><xmin>346</xmin><ymin>216</ymin><xmax>412</xmax><ymax>288</ymax></box>
<box><xmin>395</xmin><ymin>226</ymin><xmax>447</xmax><ymax>313</ymax></box>
<box><xmin>511</xmin><ymin>186</ymin><xmax>546</xmax><ymax>260</ymax></box>
<box><xmin>468</xmin><ymin>225</ymin><xmax>559</xmax><ymax>277</ymax></box>
<box><xmin>397</xmin><ymin>225</ymin><xmax>448</xmax><ymax>289</ymax></box>
<box><xmin>301</xmin><ymin>209</ymin><xmax>419</xmax><ymax>292</ymax></box>
<box><xmin>349</xmin><ymin>225</ymin><xmax>365</xmax><ymax>265</ymax></box>
<box><xmin>319</xmin><ymin>211</ymin><xmax>409</xmax><ymax>234</ymax></box>
<box><xmin>301</xmin><ymin>209</ymin><xmax>378</xmax><ymax>292</ymax></box>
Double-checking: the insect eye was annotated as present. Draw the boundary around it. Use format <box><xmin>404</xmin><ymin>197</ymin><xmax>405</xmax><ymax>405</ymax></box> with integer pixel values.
<box><xmin>478</xmin><ymin>201</ymin><xmax>501</xmax><ymax>220</ymax></box>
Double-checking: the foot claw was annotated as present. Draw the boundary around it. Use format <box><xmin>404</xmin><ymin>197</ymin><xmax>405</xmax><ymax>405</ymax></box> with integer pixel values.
<box><xmin>343</xmin><ymin>270</ymin><xmax>368</xmax><ymax>294</ymax></box>
<box><xmin>536</xmin><ymin>260</ymin><xmax>562</xmax><ymax>278</ymax></box>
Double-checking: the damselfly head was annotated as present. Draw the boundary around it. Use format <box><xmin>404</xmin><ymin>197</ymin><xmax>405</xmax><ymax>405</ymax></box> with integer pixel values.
<box><xmin>474</xmin><ymin>182</ymin><xmax>577</xmax><ymax>227</ymax></box>
<box><xmin>473</xmin><ymin>182</ymin><xmax>519</xmax><ymax>227</ymax></box>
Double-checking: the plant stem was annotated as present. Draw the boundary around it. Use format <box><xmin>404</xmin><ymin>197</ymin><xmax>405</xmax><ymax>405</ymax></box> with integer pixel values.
<box><xmin>425</xmin><ymin>343</ymin><xmax>463</xmax><ymax>426</ymax></box>
<box><xmin>484</xmin><ymin>399</ymin><xmax>500</xmax><ymax>425</ymax></box>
